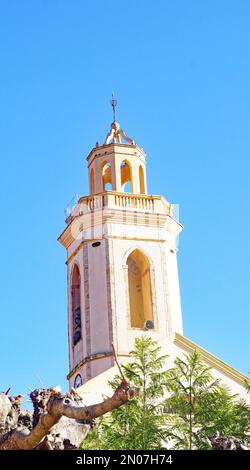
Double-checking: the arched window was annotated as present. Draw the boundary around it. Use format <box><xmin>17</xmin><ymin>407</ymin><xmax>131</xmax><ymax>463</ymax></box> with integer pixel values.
<box><xmin>71</xmin><ymin>264</ymin><xmax>82</xmax><ymax>346</ymax></box>
<box><xmin>102</xmin><ymin>162</ymin><xmax>112</xmax><ymax>191</ymax></box>
<box><xmin>121</xmin><ymin>160</ymin><xmax>132</xmax><ymax>192</ymax></box>
<box><xmin>127</xmin><ymin>249</ymin><xmax>153</xmax><ymax>328</ymax></box>
<box><xmin>90</xmin><ymin>168</ymin><xmax>95</xmax><ymax>194</ymax></box>
<box><xmin>139</xmin><ymin>165</ymin><xmax>145</xmax><ymax>194</ymax></box>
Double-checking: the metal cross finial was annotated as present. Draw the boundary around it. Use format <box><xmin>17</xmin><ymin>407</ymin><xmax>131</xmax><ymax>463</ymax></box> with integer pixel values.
<box><xmin>110</xmin><ymin>92</ymin><xmax>117</xmax><ymax>122</ymax></box>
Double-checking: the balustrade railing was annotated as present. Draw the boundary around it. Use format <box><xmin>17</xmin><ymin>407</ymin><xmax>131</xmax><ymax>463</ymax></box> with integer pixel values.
<box><xmin>65</xmin><ymin>191</ymin><xmax>171</xmax><ymax>223</ymax></box>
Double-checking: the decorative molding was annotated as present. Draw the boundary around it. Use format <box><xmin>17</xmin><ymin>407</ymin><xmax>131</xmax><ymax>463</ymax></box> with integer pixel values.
<box><xmin>66</xmin><ymin>240</ymin><xmax>95</xmax><ymax>265</ymax></box>
<box><xmin>149</xmin><ymin>266</ymin><xmax>158</xmax><ymax>331</ymax></box>
<box><xmin>67</xmin><ymin>351</ymin><xmax>131</xmax><ymax>380</ymax></box>
<box><xmin>83</xmin><ymin>245</ymin><xmax>91</xmax><ymax>380</ymax></box>
<box><xmin>66</xmin><ymin>236</ymin><xmax>171</xmax><ymax>267</ymax></box>
<box><xmin>160</xmin><ymin>244</ymin><xmax>172</xmax><ymax>336</ymax></box>
<box><xmin>58</xmin><ymin>191</ymin><xmax>182</xmax><ymax>251</ymax></box>
<box><xmin>109</xmin><ymin>238</ymin><xmax>118</xmax><ymax>351</ymax></box>
<box><xmin>105</xmin><ymin>239</ymin><xmax>114</xmax><ymax>356</ymax></box>
<box><xmin>123</xmin><ymin>264</ymin><xmax>130</xmax><ymax>331</ymax></box>
<box><xmin>174</xmin><ymin>333</ymin><xmax>249</xmax><ymax>386</ymax></box>
<box><xmin>105</xmin><ymin>235</ymin><xmax>166</xmax><ymax>243</ymax></box>
<box><xmin>86</xmin><ymin>142</ymin><xmax>146</xmax><ymax>165</ymax></box>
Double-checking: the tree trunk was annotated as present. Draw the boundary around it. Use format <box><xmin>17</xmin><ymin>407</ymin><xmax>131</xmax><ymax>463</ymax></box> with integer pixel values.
<box><xmin>0</xmin><ymin>381</ymin><xmax>139</xmax><ymax>450</ymax></box>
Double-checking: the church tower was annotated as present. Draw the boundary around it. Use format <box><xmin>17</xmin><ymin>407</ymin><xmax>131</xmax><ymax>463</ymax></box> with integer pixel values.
<box><xmin>58</xmin><ymin>105</ymin><xmax>183</xmax><ymax>390</ymax></box>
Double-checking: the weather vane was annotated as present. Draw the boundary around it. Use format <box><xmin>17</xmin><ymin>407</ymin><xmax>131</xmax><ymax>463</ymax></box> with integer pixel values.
<box><xmin>110</xmin><ymin>92</ymin><xmax>117</xmax><ymax>122</ymax></box>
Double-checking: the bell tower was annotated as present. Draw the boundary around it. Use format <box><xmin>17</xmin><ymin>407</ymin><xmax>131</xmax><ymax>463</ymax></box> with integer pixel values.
<box><xmin>58</xmin><ymin>103</ymin><xmax>183</xmax><ymax>389</ymax></box>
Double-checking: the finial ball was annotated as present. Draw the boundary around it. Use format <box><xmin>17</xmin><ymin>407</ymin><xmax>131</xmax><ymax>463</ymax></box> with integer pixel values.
<box><xmin>111</xmin><ymin>121</ymin><xmax>120</xmax><ymax>131</ymax></box>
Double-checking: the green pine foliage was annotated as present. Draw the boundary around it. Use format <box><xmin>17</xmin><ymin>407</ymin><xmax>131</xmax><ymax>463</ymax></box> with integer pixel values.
<box><xmin>165</xmin><ymin>351</ymin><xmax>250</xmax><ymax>449</ymax></box>
<box><xmin>82</xmin><ymin>336</ymin><xmax>169</xmax><ymax>450</ymax></box>
<box><xmin>81</xmin><ymin>338</ymin><xmax>250</xmax><ymax>450</ymax></box>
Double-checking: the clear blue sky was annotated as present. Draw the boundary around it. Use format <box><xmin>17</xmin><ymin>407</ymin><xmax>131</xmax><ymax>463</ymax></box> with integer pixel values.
<box><xmin>0</xmin><ymin>1</ymin><xmax>250</xmax><ymax>400</ymax></box>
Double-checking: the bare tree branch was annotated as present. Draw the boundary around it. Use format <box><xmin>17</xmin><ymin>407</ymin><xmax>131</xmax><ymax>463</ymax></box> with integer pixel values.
<box><xmin>208</xmin><ymin>433</ymin><xmax>250</xmax><ymax>450</ymax></box>
<box><xmin>112</xmin><ymin>343</ymin><xmax>127</xmax><ymax>384</ymax></box>
<box><xmin>0</xmin><ymin>381</ymin><xmax>139</xmax><ymax>450</ymax></box>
